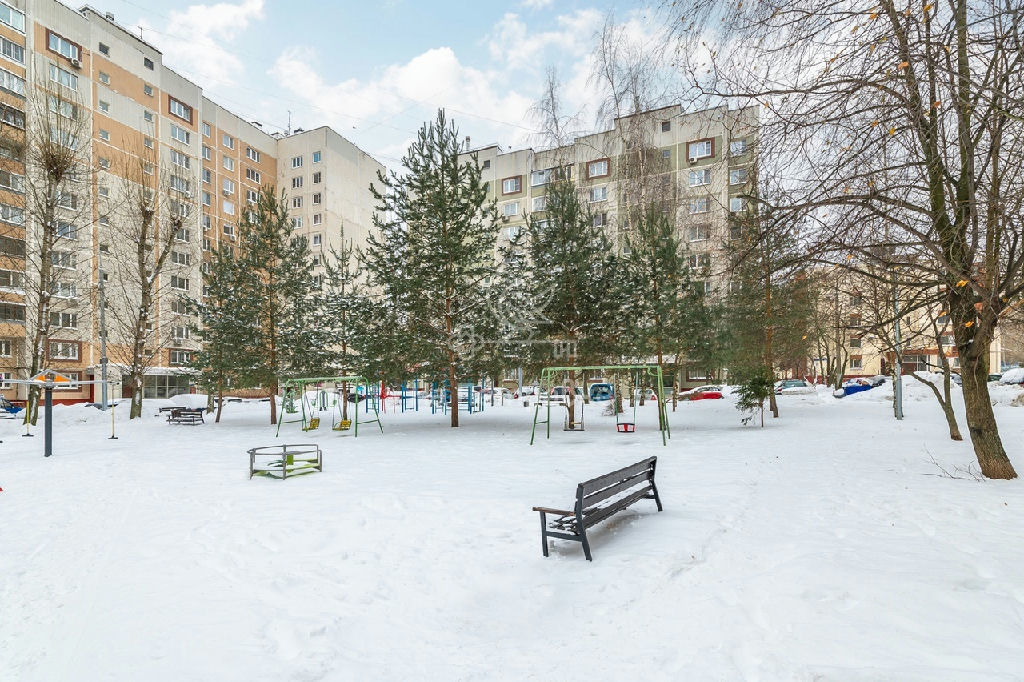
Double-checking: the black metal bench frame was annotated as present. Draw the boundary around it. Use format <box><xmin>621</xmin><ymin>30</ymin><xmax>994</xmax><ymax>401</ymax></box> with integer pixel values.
<box><xmin>533</xmin><ymin>456</ymin><xmax>662</xmax><ymax>561</ymax></box>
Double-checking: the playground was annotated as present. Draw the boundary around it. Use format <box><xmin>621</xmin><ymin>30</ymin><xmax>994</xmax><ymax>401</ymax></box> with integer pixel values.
<box><xmin>2</xmin><ymin>385</ymin><xmax>1024</xmax><ymax>680</ymax></box>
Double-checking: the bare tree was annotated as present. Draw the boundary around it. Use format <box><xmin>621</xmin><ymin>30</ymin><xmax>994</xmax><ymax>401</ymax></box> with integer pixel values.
<box><xmin>105</xmin><ymin>141</ymin><xmax>199</xmax><ymax>418</ymax></box>
<box><xmin>666</xmin><ymin>0</ymin><xmax>1023</xmax><ymax>478</ymax></box>
<box><xmin>2</xmin><ymin>79</ymin><xmax>93</xmax><ymax>424</ymax></box>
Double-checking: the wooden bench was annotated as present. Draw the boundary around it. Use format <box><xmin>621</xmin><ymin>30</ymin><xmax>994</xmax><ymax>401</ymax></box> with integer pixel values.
<box><xmin>533</xmin><ymin>456</ymin><xmax>662</xmax><ymax>561</ymax></box>
<box><xmin>166</xmin><ymin>408</ymin><xmax>205</xmax><ymax>425</ymax></box>
<box><xmin>249</xmin><ymin>443</ymin><xmax>322</xmax><ymax>480</ymax></box>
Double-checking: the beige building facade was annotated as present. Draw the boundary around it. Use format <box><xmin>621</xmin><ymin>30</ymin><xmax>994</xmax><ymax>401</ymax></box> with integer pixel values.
<box><xmin>0</xmin><ymin>0</ymin><xmax>382</xmax><ymax>404</ymax></box>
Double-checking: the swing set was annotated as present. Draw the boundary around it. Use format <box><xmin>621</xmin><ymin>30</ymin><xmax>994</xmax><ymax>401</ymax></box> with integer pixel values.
<box><xmin>276</xmin><ymin>375</ymin><xmax>384</xmax><ymax>437</ymax></box>
<box><xmin>529</xmin><ymin>364</ymin><xmax>670</xmax><ymax>446</ymax></box>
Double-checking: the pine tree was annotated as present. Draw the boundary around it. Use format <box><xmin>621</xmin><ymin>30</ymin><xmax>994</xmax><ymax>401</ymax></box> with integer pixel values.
<box><xmin>522</xmin><ymin>180</ymin><xmax>621</xmax><ymax>425</ymax></box>
<box><xmin>320</xmin><ymin>228</ymin><xmax>365</xmax><ymax>419</ymax></box>
<box><xmin>363</xmin><ymin>109</ymin><xmax>499</xmax><ymax>427</ymax></box>
<box><xmin>236</xmin><ymin>186</ymin><xmax>318</xmax><ymax>424</ymax></box>
<box><xmin>187</xmin><ymin>244</ymin><xmax>248</xmax><ymax>422</ymax></box>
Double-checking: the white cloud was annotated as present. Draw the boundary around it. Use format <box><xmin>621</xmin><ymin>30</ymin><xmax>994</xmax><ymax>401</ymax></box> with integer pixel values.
<box><xmin>520</xmin><ymin>0</ymin><xmax>553</xmax><ymax>9</ymax></box>
<box><xmin>269</xmin><ymin>46</ymin><xmax>536</xmax><ymax>158</ymax></box>
<box><xmin>486</xmin><ymin>10</ymin><xmax>603</xmax><ymax>71</ymax></box>
<box><xmin>135</xmin><ymin>0</ymin><xmax>265</xmax><ymax>85</ymax></box>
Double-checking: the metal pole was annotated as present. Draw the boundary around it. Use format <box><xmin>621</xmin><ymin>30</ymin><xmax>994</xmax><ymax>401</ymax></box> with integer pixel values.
<box><xmin>44</xmin><ymin>385</ymin><xmax>53</xmax><ymax>457</ymax></box>
<box><xmin>98</xmin><ymin>250</ymin><xmax>110</xmax><ymax>410</ymax></box>
<box><xmin>893</xmin><ymin>274</ymin><xmax>904</xmax><ymax>420</ymax></box>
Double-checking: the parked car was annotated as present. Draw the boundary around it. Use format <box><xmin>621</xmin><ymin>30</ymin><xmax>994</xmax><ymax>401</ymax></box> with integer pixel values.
<box><xmin>632</xmin><ymin>388</ymin><xmax>659</xmax><ymax>401</ymax></box>
<box><xmin>519</xmin><ymin>385</ymin><xmax>538</xmax><ymax>397</ymax></box>
<box><xmin>998</xmin><ymin>367</ymin><xmax>1024</xmax><ymax>385</ymax></box>
<box><xmin>482</xmin><ymin>387</ymin><xmax>514</xmax><ymax>401</ymax></box>
<box><xmin>988</xmin><ymin>374</ymin><xmax>1002</xmax><ymax>383</ymax></box>
<box><xmin>546</xmin><ymin>386</ymin><xmax>585</xmax><ymax>405</ymax></box>
<box><xmin>840</xmin><ymin>378</ymin><xmax>873</xmax><ymax>396</ymax></box>
<box><xmin>589</xmin><ymin>382</ymin><xmax>614</xmax><ymax>402</ymax></box>
<box><xmin>869</xmin><ymin>375</ymin><xmax>888</xmax><ymax>387</ymax></box>
<box><xmin>775</xmin><ymin>379</ymin><xmax>816</xmax><ymax>395</ymax></box>
<box><xmin>678</xmin><ymin>385</ymin><xmax>724</xmax><ymax>401</ymax></box>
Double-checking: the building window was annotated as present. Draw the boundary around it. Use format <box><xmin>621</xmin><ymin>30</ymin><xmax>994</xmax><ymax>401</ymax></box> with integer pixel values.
<box><xmin>170</xmin><ymin>350</ymin><xmax>191</xmax><ymax>366</ymax></box>
<box><xmin>662</xmin><ymin>149</ymin><xmax>671</xmax><ymax>160</ymax></box>
<box><xmin>850</xmin><ymin>337</ymin><xmax>862</xmax><ymax>348</ymax></box>
<box><xmin>172</xmin><ymin>326</ymin><xmax>189</xmax><ymax>340</ymax></box>
<box><xmin>689</xmin><ymin>169</ymin><xmax>711</xmax><ymax>187</ymax></box>
<box><xmin>687</xmin><ymin>224</ymin><xmax>710</xmax><ymax>242</ymax></box>
<box><xmin>312</xmin><ymin>150</ymin><xmax>321</xmax><ymax>163</ymax></box>
<box><xmin>222</xmin><ymin>200</ymin><xmax>235</xmax><ymax>215</ymax></box>
<box><xmin>175</xmin><ymin>227</ymin><xmax>191</xmax><ymax>242</ymax></box>
<box><xmin>49</xmin><ymin>312</ymin><xmax>77</xmax><ymax>329</ymax></box>
<box><xmin>481</xmin><ymin>159</ymin><xmax>490</xmax><ymax>170</ymax></box>
<box><xmin>531</xmin><ymin>196</ymin><xmax>547</xmax><ymax>212</ymax></box>
<box><xmin>850</xmin><ymin>356</ymin><xmax>863</xmax><ymax>370</ymax></box>
<box><xmin>530</xmin><ymin>169</ymin><xmax>551</xmax><ymax>187</ymax></box>
<box><xmin>0</xmin><ymin>36</ymin><xmax>24</xmax><ymax>65</ymax></box>
<box><xmin>312</xmin><ymin>234</ymin><xmax>322</xmax><ymax>246</ymax></box>
<box><xmin>587</xmin><ymin>159</ymin><xmax>610</xmax><ymax>179</ymax></box>
<box><xmin>730</xmin><ymin>168</ymin><xmax>748</xmax><ymax>185</ymax></box>
<box><xmin>201</xmin><ymin>214</ymin><xmax>211</xmax><ymax>230</ymax></box>
<box><xmin>0</xmin><ymin>169</ymin><xmax>24</xmax><ymax>193</ymax></box>
<box><xmin>222</xmin><ymin>133</ymin><xmax>234</xmax><ymax>149</ymax></box>
<box><xmin>0</xmin><ymin>268</ymin><xmax>24</xmax><ymax>288</ymax></box>
<box><xmin>222</xmin><ymin>179</ymin><xmax>235</xmax><ymax>195</ymax></box>
<box><xmin>49</xmin><ymin>64</ymin><xmax>78</xmax><ymax>91</ymax></box>
<box><xmin>202</xmin><ymin>168</ymin><xmax>211</xmax><ymax>184</ymax></box>
<box><xmin>0</xmin><ymin>202</ymin><xmax>24</xmax><ymax>225</ymax></box>
<box><xmin>292</xmin><ymin>196</ymin><xmax>302</xmax><ymax>208</ymax></box>
<box><xmin>292</xmin><ymin>176</ymin><xmax>303</xmax><ymax>189</ymax></box>
<box><xmin>687</xmin><ymin>139</ymin><xmax>713</xmax><ymax>160</ymax></box>
<box><xmin>729</xmin><ymin>197</ymin><xmax>746</xmax><ymax>212</ymax></box>
<box><xmin>143</xmin><ymin>56</ymin><xmax>154</xmax><ymax>70</ymax></box>
<box><xmin>501</xmin><ymin>176</ymin><xmax>522</xmax><ymax>194</ymax></box>
<box><xmin>0</xmin><ymin>3</ymin><xmax>25</xmax><ymax>33</ymax></box>
<box><xmin>49</xmin><ymin>341</ymin><xmax>79</xmax><ymax>360</ymax></box>
<box><xmin>244</xmin><ymin>146</ymin><xmax>259</xmax><ymax>162</ymax></box>
<box><xmin>291</xmin><ymin>217</ymin><xmax>303</xmax><ymax>229</ymax></box>
<box><xmin>688</xmin><ymin>254</ymin><xmax>711</xmax><ymax>269</ymax></box>
<box><xmin>170</xmin><ymin>124</ymin><xmax>190</xmax><ymax>144</ymax></box>
<box><xmin>47</xmin><ymin>30</ymin><xmax>80</xmax><ymax>62</ymax></box>
<box><xmin>0</xmin><ymin>66</ymin><xmax>24</xmax><ymax>96</ymax></box>
<box><xmin>730</xmin><ymin>139</ymin><xmax>748</xmax><ymax>156</ymax></box>
<box><xmin>592</xmin><ymin>212</ymin><xmax>607</xmax><ymax>227</ymax></box>
<box><xmin>143</xmin><ymin>83</ymin><xmax>153</xmax><ymax>97</ymax></box>
<box><xmin>312</xmin><ymin>213</ymin><xmax>322</xmax><ymax>225</ymax></box>
<box><xmin>201</xmin><ymin>191</ymin><xmax>211</xmax><ymax>206</ymax></box>
<box><xmin>661</xmin><ymin>120</ymin><xmax>671</xmax><ymax>132</ymax></box>
<box><xmin>291</xmin><ymin>156</ymin><xmax>303</xmax><ymax>168</ymax></box>
<box><xmin>589</xmin><ymin>186</ymin><xmax>607</xmax><ymax>202</ymax></box>
<box><xmin>202</xmin><ymin>238</ymin><xmax>211</xmax><ymax>252</ymax></box>
<box><xmin>246</xmin><ymin>189</ymin><xmax>258</xmax><ymax>204</ymax></box>
<box><xmin>143</xmin><ymin>109</ymin><xmax>153</xmax><ymax>122</ymax></box>
<box><xmin>502</xmin><ymin>202</ymin><xmax>519</xmax><ymax>217</ymax></box>
<box><xmin>170</xmin><ymin>275</ymin><xmax>189</xmax><ymax>291</ymax></box>
<box><xmin>224</xmin><ymin>156</ymin><xmax>236</xmax><ymax>171</ymax></box>
<box><xmin>202</xmin><ymin>122</ymin><xmax>211</xmax><ymax>137</ymax></box>
<box><xmin>98</xmin><ymin>128</ymin><xmax>110</xmax><ymax>142</ymax></box>
<box><xmin>312</xmin><ymin>172</ymin><xmax>322</xmax><ymax>184</ymax></box>
<box><xmin>170</xmin><ymin>150</ymin><xmax>191</xmax><ymax>169</ymax></box>
<box><xmin>312</xmin><ymin>193</ymin><xmax>322</xmax><ymax>205</ymax></box>
<box><xmin>245</xmin><ymin>167</ymin><xmax>261</xmax><ymax>183</ymax></box>
<box><xmin>201</xmin><ymin>145</ymin><xmax>211</xmax><ymax>161</ymax></box>
<box><xmin>51</xmin><ymin>251</ymin><xmax>75</xmax><ymax>269</ymax></box>
<box><xmin>0</xmin><ymin>301</ymin><xmax>25</xmax><ymax>322</ymax></box>
<box><xmin>689</xmin><ymin>197</ymin><xmax>710</xmax><ymax>214</ymax></box>
<box><xmin>0</xmin><ymin>339</ymin><xmax>10</xmax><ymax>356</ymax></box>
<box><xmin>168</xmin><ymin>96</ymin><xmax>193</xmax><ymax>123</ymax></box>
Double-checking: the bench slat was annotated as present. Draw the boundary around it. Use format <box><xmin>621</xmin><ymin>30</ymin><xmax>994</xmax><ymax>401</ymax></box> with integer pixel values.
<box><xmin>582</xmin><ymin>471</ymin><xmax>653</xmax><ymax>508</ymax></box>
<box><xmin>578</xmin><ymin>457</ymin><xmax>656</xmax><ymax>496</ymax></box>
<box><xmin>581</xmin><ymin>487</ymin><xmax>652</xmax><ymax>529</ymax></box>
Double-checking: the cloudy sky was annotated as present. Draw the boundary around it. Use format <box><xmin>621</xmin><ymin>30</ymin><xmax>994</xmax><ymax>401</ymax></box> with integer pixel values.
<box><xmin>82</xmin><ymin>0</ymin><xmax>663</xmax><ymax>167</ymax></box>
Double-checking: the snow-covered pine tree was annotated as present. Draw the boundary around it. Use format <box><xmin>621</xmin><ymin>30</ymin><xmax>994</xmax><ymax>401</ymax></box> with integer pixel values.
<box><xmin>363</xmin><ymin>109</ymin><xmax>499</xmax><ymax>427</ymax></box>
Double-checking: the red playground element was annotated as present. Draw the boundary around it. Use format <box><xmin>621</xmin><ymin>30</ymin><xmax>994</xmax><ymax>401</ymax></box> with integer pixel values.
<box><xmin>616</xmin><ymin>423</ymin><xmax>636</xmax><ymax>433</ymax></box>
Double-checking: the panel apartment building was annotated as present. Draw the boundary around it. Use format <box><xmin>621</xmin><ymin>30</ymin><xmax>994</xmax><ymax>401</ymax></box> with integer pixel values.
<box><xmin>0</xmin><ymin>0</ymin><xmax>382</xmax><ymax>404</ymax></box>
<box><xmin>461</xmin><ymin>103</ymin><xmax>757</xmax><ymax>383</ymax></box>
<box><xmin>465</xmin><ymin>103</ymin><xmax>757</xmax><ymax>287</ymax></box>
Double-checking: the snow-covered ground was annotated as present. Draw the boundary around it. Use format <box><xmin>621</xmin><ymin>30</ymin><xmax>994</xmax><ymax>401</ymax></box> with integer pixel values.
<box><xmin>2</xmin><ymin>383</ymin><xmax>1024</xmax><ymax>681</ymax></box>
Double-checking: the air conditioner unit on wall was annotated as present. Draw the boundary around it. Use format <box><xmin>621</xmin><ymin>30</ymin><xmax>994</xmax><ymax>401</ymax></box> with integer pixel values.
<box><xmin>689</xmin><ymin>157</ymin><xmax>697</xmax><ymax>164</ymax></box>
<box><xmin>69</xmin><ymin>58</ymin><xmax>82</xmax><ymax>69</ymax></box>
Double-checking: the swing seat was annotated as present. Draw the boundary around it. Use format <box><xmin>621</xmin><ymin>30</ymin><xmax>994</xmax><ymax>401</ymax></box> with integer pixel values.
<box><xmin>334</xmin><ymin>419</ymin><xmax>352</xmax><ymax>431</ymax></box>
<box><xmin>302</xmin><ymin>417</ymin><xmax>321</xmax><ymax>431</ymax></box>
<box><xmin>616</xmin><ymin>422</ymin><xmax>636</xmax><ymax>433</ymax></box>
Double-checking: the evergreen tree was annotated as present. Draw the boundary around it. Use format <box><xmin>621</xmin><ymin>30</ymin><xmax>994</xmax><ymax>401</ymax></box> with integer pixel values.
<box><xmin>187</xmin><ymin>244</ymin><xmax>248</xmax><ymax>422</ymax></box>
<box><xmin>363</xmin><ymin>109</ymin><xmax>499</xmax><ymax>427</ymax></box>
<box><xmin>320</xmin><ymin>228</ymin><xmax>366</xmax><ymax>420</ymax></box>
<box><xmin>522</xmin><ymin>180</ymin><xmax>621</xmax><ymax>425</ymax></box>
<box><xmin>236</xmin><ymin>186</ymin><xmax>319</xmax><ymax>424</ymax></box>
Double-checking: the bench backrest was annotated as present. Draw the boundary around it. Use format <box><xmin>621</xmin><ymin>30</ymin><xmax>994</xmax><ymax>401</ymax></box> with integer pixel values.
<box><xmin>575</xmin><ymin>456</ymin><xmax>657</xmax><ymax>518</ymax></box>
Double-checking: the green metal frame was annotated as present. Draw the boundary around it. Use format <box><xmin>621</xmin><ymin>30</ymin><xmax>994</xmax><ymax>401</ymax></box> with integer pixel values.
<box><xmin>276</xmin><ymin>376</ymin><xmax>383</xmax><ymax>437</ymax></box>
<box><xmin>529</xmin><ymin>365</ymin><xmax>670</xmax><ymax>446</ymax></box>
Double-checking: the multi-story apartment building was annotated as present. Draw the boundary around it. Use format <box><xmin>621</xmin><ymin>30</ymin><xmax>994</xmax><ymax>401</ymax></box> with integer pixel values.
<box><xmin>465</xmin><ymin>104</ymin><xmax>758</xmax><ymax>293</ymax></box>
<box><xmin>0</xmin><ymin>0</ymin><xmax>382</xmax><ymax>404</ymax></box>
